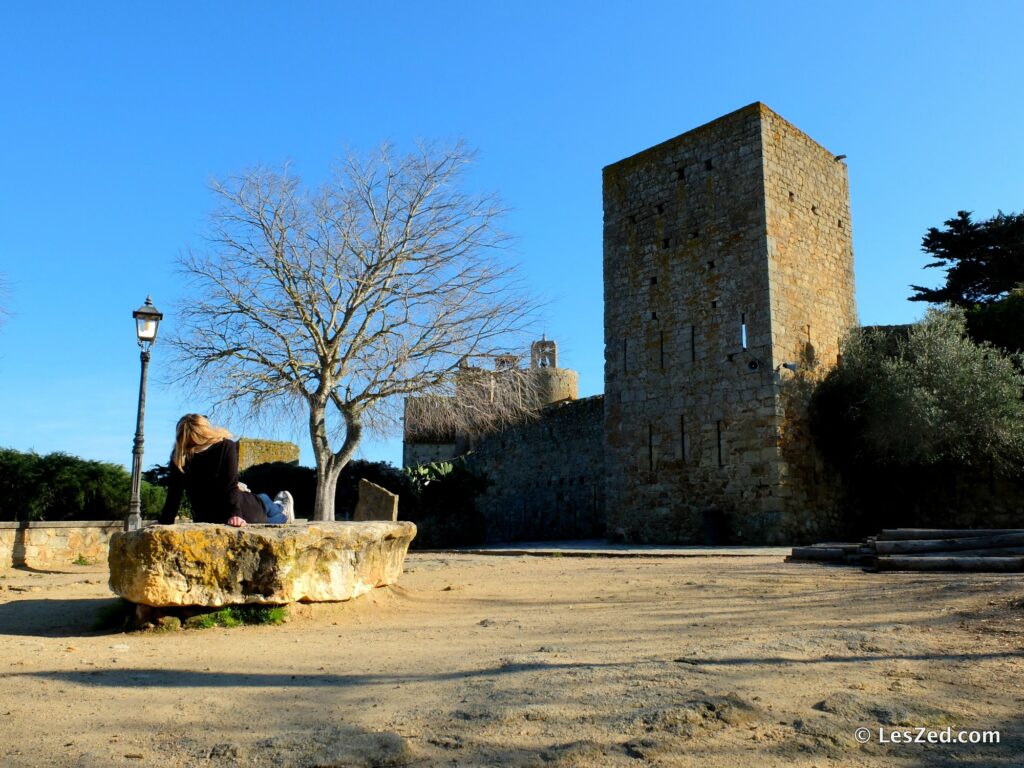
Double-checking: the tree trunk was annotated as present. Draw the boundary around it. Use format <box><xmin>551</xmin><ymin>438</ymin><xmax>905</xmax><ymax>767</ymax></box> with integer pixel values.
<box><xmin>309</xmin><ymin>401</ymin><xmax>335</xmax><ymax>521</ymax></box>
<box><xmin>309</xmin><ymin>403</ymin><xmax>363</xmax><ymax>521</ymax></box>
<box><xmin>312</xmin><ymin>465</ymin><xmax>337</xmax><ymax>522</ymax></box>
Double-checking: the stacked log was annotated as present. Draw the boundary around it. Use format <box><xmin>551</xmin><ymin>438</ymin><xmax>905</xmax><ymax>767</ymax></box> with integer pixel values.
<box><xmin>874</xmin><ymin>530</ymin><xmax>1024</xmax><ymax>572</ymax></box>
<box><xmin>786</xmin><ymin>529</ymin><xmax>1024</xmax><ymax>572</ymax></box>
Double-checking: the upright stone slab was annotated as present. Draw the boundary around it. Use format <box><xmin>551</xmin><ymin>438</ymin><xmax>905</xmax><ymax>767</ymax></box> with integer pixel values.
<box><xmin>108</xmin><ymin>521</ymin><xmax>415</xmax><ymax>607</ymax></box>
<box><xmin>353</xmin><ymin>479</ymin><xmax>399</xmax><ymax>522</ymax></box>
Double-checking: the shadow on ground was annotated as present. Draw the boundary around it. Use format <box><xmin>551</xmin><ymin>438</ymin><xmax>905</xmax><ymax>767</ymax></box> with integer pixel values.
<box><xmin>0</xmin><ymin>597</ymin><xmax>121</xmax><ymax>636</ymax></box>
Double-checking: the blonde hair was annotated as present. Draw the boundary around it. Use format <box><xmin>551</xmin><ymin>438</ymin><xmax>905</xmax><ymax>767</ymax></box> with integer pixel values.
<box><xmin>171</xmin><ymin>414</ymin><xmax>233</xmax><ymax>471</ymax></box>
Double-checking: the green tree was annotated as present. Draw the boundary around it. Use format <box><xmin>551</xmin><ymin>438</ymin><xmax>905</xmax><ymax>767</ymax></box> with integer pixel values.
<box><xmin>810</xmin><ymin>308</ymin><xmax>1024</xmax><ymax>533</ymax></box>
<box><xmin>0</xmin><ymin>448</ymin><xmax>166</xmax><ymax>521</ymax></box>
<box><xmin>812</xmin><ymin>308</ymin><xmax>1024</xmax><ymax>474</ymax></box>
<box><xmin>910</xmin><ymin>210</ymin><xmax>1024</xmax><ymax>307</ymax></box>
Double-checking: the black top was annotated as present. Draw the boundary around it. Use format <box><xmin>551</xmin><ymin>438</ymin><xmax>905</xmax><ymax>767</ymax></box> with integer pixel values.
<box><xmin>157</xmin><ymin>439</ymin><xmax>267</xmax><ymax>524</ymax></box>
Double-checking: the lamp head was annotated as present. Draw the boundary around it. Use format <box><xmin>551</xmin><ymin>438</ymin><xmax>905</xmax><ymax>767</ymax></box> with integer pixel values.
<box><xmin>133</xmin><ymin>296</ymin><xmax>163</xmax><ymax>347</ymax></box>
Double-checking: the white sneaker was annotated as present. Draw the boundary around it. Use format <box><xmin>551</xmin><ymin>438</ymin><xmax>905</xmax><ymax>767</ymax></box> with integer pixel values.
<box><xmin>274</xmin><ymin>490</ymin><xmax>295</xmax><ymax>523</ymax></box>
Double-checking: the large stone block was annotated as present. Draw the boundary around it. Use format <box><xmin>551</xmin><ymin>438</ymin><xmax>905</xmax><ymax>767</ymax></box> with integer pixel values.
<box><xmin>353</xmin><ymin>479</ymin><xmax>399</xmax><ymax>522</ymax></box>
<box><xmin>108</xmin><ymin>521</ymin><xmax>416</xmax><ymax>607</ymax></box>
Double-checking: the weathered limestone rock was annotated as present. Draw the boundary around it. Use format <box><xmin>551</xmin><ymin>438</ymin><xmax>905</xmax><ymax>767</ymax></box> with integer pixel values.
<box><xmin>353</xmin><ymin>479</ymin><xmax>399</xmax><ymax>522</ymax></box>
<box><xmin>108</xmin><ymin>521</ymin><xmax>416</xmax><ymax>607</ymax></box>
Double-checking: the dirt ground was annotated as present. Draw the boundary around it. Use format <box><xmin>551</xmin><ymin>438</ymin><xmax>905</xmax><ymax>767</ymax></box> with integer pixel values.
<box><xmin>0</xmin><ymin>552</ymin><xmax>1022</xmax><ymax>768</ymax></box>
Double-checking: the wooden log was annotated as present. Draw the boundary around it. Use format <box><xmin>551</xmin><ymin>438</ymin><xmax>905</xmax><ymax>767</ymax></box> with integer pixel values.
<box><xmin>876</xmin><ymin>556</ymin><xmax>1024</xmax><ymax>572</ymax></box>
<box><xmin>875</xmin><ymin>532</ymin><xmax>1024</xmax><ymax>555</ymax></box>
<box><xmin>877</xmin><ymin>529</ymin><xmax>1024</xmax><ymax>541</ymax></box>
<box><xmin>788</xmin><ymin>546</ymin><xmax>849</xmax><ymax>561</ymax></box>
<box><xmin>892</xmin><ymin>546</ymin><xmax>1024</xmax><ymax>558</ymax></box>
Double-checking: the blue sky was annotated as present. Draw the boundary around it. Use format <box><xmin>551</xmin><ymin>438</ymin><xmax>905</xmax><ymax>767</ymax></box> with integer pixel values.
<box><xmin>1</xmin><ymin>1</ymin><xmax>1022</xmax><ymax>471</ymax></box>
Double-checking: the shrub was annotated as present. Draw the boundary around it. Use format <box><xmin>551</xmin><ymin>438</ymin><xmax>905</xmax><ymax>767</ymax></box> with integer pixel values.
<box><xmin>0</xmin><ymin>448</ymin><xmax>165</xmax><ymax>522</ymax></box>
<box><xmin>809</xmin><ymin>307</ymin><xmax>1024</xmax><ymax>533</ymax></box>
<box><xmin>403</xmin><ymin>459</ymin><xmax>488</xmax><ymax>548</ymax></box>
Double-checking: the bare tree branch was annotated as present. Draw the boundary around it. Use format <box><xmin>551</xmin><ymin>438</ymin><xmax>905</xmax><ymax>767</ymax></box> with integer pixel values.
<box><xmin>169</xmin><ymin>143</ymin><xmax>538</xmax><ymax>520</ymax></box>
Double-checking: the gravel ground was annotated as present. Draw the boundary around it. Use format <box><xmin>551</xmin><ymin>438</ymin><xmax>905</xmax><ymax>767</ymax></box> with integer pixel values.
<box><xmin>0</xmin><ymin>552</ymin><xmax>1022</xmax><ymax>767</ymax></box>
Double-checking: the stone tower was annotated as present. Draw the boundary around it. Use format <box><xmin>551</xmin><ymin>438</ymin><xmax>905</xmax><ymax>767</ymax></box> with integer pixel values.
<box><xmin>602</xmin><ymin>103</ymin><xmax>857</xmax><ymax>543</ymax></box>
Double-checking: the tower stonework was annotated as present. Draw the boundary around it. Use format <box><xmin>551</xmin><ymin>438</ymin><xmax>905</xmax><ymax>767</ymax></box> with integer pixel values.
<box><xmin>603</xmin><ymin>103</ymin><xmax>857</xmax><ymax>543</ymax></box>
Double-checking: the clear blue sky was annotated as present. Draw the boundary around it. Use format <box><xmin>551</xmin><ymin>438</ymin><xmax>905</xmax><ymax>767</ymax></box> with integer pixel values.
<box><xmin>1</xmin><ymin>1</ymin><xmax>1022</xmax><ymax>471</ymax></box>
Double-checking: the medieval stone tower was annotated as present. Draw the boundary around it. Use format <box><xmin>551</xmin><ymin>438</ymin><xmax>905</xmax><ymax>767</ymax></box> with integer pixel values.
<box><xmin>603</xmin><ymin>103</ymin><xmax>857</xmax><ymax>543</ymax></box>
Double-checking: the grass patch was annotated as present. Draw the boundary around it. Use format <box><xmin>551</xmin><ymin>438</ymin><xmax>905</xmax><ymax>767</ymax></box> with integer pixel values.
<box><xmin>72</xmin><ymin>554</ymin><xmax>95</xmax><ymax>566</ymax></box>
<box><xmin>184</xmin><ymin>604</ymin><xmax>288</xmax><ymax>630</ymax></box>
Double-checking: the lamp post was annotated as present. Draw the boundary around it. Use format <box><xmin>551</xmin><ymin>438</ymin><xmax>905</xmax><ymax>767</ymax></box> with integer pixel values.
<box><xmin>126</xmin><ymin>296</ymin><xmax>163</xmax><ymax>532</ymax></box>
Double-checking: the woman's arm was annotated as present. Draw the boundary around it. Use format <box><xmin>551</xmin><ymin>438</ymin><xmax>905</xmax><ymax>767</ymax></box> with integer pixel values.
<box><xmin>157</xmin><ymin>466</ymin><xmax>184</xmax><ymax>524</ymax></box>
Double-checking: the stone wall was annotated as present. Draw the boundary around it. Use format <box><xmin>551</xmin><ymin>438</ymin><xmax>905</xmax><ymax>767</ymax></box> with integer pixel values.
<box><xmin>466</xmin><ymin>395</ymin><xmax>605</xmax><ymax>542</ymax></box>
<box><xmin>0</xmin><ymin>521</ymin><xmax>123</xmax><ymax>570</ymax></box>
<box><xmin>237</xmin><ymin>438</ymin><xmax>300</xmax><ymax>472</ymax></box>
<box><xmin>602</xmin><ymin>103</ymin><xmax>856</xmax><ymax>544</ymax></box>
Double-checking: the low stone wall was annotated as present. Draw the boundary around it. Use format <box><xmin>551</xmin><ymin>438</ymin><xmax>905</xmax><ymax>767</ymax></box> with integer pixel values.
<box><xmin>237</xmin><ymin>438</ymin><xmax>300</xmax><ymax>471</ymax></box>
<box><xmin>0</xmin><ymin>521</ymin><xmax>123</xmax><ymax>570</ymax></box>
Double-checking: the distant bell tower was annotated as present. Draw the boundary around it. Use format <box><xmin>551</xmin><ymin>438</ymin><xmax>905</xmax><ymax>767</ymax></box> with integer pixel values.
<box><xmin>602</xmin><ymin>103</ymin><xmax>857</xmax><ymax>543</ymax></box>
<box><xmin>530</xmin><ymin>335</ymin><xmax>578</xmax><ymax>405</ymax></box>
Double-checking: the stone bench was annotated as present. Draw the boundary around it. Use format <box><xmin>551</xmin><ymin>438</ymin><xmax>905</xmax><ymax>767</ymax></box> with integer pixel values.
<box><xmin>108</xmin><ymin>521</ymin><xmax>416</xmax><ymax>607</ymax></box>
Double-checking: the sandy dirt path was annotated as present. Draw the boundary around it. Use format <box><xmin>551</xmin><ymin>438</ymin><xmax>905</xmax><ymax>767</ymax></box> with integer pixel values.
<box><xmin>0</xmin><ymin>553</ymin><xmax>1022</xmax><ymax>767</ymax></box>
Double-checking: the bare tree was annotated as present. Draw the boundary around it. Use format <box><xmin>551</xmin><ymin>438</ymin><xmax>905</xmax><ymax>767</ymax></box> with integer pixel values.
<box><xmin>173</xmin><ymin>143</ymin><xmax>537</xmax><ymax>520</ymax></box>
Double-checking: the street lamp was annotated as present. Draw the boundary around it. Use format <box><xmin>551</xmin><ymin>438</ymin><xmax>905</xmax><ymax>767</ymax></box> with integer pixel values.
<box><xmin>126</xmin><ymin>296</ymin><xmax>163</xmax><ymax>531</ymax></box>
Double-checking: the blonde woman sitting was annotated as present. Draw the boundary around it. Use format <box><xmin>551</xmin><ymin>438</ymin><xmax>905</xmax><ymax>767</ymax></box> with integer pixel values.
<box><xmin>157</xmin><ymin>414</ymin><xmax>294</xmax><ymax>527</ymax></box>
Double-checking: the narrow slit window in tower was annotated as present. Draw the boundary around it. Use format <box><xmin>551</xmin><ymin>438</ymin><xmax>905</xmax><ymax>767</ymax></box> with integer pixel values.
<box><xmin>716</xmin><ymin>421</ymin><xmax>724</xmax><ymax>467</ymax></box>
<box><xmin>648</xmin><ymin>423</ymin><xmax>654</xmax><ymax>473</ymax></box>
<box><xmin>741</xmin><ymin>313</ymin><xmax>747</xmax><ymax>350</ymax></box>
<box><xmin>662</xmin><ymin>237</ymin><xmax>670</xmax><ymax>249</ymax></box>
<box><xmin>680</xmin><ymin>415</ymin><xmax>686</xmax><ymax>462</ymax></box>
<box><xmin>623</xmin><ymin>338</ymin><xmax>628</xmax><ymax>372</ymax></box>
<box><xmin>660</xmin><ymin>330</ymin><xmax>665</xmax><ymax>369</ymax></box>
<box><xmin>690</xmin><ymin>326</ymin><xmax>696</xmax><ymax>362</ymax></box>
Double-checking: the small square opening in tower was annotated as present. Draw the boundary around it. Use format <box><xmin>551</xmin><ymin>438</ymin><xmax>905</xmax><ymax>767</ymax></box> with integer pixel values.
<box><xmin>789</xmin><ymin>191</ymin><xmax>795</xmax><ymax>202</ymax></box>
<box><xmin>690</xmin><ymin>230</ymin><xmax>700</xmax><ymax>240</ymax></box>
<box><xmin>675</xmin><ymin>167</ymin><xmax>685</xmax><ymax>181</ymax></box>
<box><xmin>649</xmin><ymin>276</ymin><xmax>657</xmax><ymax>285</ymax></box>
<box><xmin>656</xmin><ymin>203</ymin><xmax>665</xmax><ymax>215</ymax></box>
<box><xmin>706</xmin><ymin>260</ymin><xmax>715</xmax><ymax>269</ymax></box>
<box><xmin>704</xmin><ymin>159</ymin><xmax>713</xmax><ymax>171</ymax></box>
<box><xmin>661</xmin><ymin>237</ymin><xmax>670</xmax><ymax>249</ymax></box>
